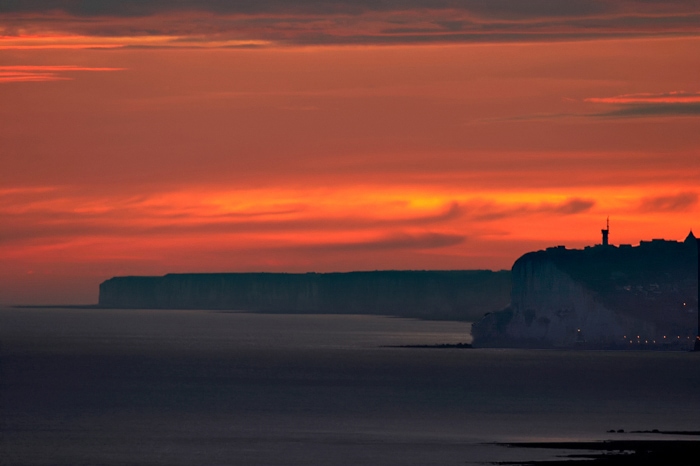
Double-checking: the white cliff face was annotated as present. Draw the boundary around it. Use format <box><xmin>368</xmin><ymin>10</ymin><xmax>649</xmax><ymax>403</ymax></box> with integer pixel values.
<box><xmin>473</xmin><ymin>253</ymin><xmax>693</xmax><ymax>350</ymax></box>
<box><xmin>507</xmin><ymin>257</ymin><xmax>654</xmax><ymax>348</ymax></box>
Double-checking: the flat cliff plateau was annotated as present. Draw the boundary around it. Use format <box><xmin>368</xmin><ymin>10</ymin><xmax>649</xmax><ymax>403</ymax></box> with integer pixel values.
<box><xmin>99</xmin><ymin>270</ymin><xmax>510</xmax><ymax>322</ymax></box>
<box><xmin>472</xmin><ymin>237</ymin><xmax>699</xmax><ymax>350</ymax></box>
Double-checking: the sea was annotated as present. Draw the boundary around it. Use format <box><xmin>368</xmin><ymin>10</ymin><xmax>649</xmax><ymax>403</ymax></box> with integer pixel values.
<box><xmin>2</xmin><ymin>306</ymin><xmax>700</xmax><ymax>465</ymax></box>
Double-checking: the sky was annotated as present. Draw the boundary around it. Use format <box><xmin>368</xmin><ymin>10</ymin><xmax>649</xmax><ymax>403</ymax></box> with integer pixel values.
<box><xmin>1</xmin><ymin>1</ymin><xmax>699</xmax><ymax>304</ymax></box>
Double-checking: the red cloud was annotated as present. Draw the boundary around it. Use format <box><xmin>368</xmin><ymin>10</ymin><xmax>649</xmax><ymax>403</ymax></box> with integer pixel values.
<box><xmin>0</xmin><ymin>65</ymin><xmax>125</xmax><ymax>83</ymax></box>
<box><xmin>2</xmin><ymin>2</ymin><xmax>700</xmax><ymax>47</ymax></box>
<box><xmin>586</xmin><ymin>91</ymin><xmax>700</xmax><ymax>104</ymax></box>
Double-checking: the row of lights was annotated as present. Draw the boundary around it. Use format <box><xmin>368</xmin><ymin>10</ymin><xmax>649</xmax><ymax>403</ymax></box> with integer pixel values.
<box><xmin>623</xmin><ymin>335</ymin><xmax>691</xmax><ymax>344</ymax></box>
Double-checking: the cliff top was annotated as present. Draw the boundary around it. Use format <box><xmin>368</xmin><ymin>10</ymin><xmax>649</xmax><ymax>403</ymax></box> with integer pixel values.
<box><xmin>515</xmin><ymin>238</ymin><xmax>698</xmax><ymax>324</ymax></box>
<box><xmin>518</xmin><ymin>239</ymin><xmax>697</xmax><ymax>292</ymax></box>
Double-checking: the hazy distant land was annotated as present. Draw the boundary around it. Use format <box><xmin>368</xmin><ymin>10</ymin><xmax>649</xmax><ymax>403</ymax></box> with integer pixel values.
<box><xmin>99</xmin><ymin>270</ymin><xmax>511</xmax><ymax>322</ymax></box>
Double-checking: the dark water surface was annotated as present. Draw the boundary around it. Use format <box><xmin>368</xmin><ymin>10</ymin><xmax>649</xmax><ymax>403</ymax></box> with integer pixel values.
<box><xmin>2</xmin><ymin>307</ymin><xmax>699</xmax><ymax>465</ymax></box>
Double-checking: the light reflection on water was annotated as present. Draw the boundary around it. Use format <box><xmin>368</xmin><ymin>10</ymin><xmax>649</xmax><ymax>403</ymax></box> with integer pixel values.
<box><xmin>2</xmin><ymin>307</ymin><xmax>699</xmax><ymax>465</ymax></box>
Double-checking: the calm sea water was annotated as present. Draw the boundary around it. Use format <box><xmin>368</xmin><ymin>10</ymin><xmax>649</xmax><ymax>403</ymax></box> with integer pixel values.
<box><xmin>2</xmin><ymin>307</ymin><xmax>700</xmax><ymax>465</ymax></box>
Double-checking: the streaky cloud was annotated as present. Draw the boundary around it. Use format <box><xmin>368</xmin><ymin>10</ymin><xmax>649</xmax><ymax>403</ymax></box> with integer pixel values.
<box><xmin>504</xmin><ymin>94</ymin><xmax>700</xmax><ymax>121</ymax></box>
<box><xmin>0</xmin><ymin>73</ymin><xmax>70</xmax><ymax>83</ymax></box>
<box><xmin>592</xmin><ymin>102</ymin><xmax>700</xmax><ymax>118</ymax></box>
<box><xmin>586</xmin><ymin>91</ymin><xmax>700</xmax><ymax>104</ymax></box>
<box><xmin>638</xmin><ymin>191</ymin><xmax>699</xmax><ymax>212</ymax></box>
<box><xmin>584</xmin><ymin>91</ymin><xmax>700</xmax><ymax>118</ymax></box>
<box><xmin>0</xmin><ymin>65</ymin><xmax>125</xmax><ymax>83</ymax></box>
<box><xmin>1</xmin><ymin>2</ymin><xmax>699</xmax><ymax>46</ymax></box>
<box><xmin>469</xmin><ymin>197</ymin><xmax>595</xmax><ymax>221</ymax></box>
<box><xmin>0</xmin><ymin>1</ymin><xmax>692</xmax><ymax>19</ymax></box>
<box><xmin>552</xmin><ymin>198</ymin><xmax>596</xmax><ymax>215</ymax></box>
<box><xmin>0</xmin><ymin>65</ymin><xmax>125</xmax><ymax>71</ymax></box>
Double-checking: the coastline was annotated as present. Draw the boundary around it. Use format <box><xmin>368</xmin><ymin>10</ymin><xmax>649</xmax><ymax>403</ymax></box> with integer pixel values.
<box><xmin>496</xmin><ymin>436</ymin><xmax>700</xmax><ymax>466</ymax></box>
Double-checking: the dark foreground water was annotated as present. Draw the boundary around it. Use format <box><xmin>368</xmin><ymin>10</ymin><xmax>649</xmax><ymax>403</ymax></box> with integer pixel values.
<box><xmin>2</xmin><ymin>307</ymin><xmax>699</xmax><ymax>465</ymax></box>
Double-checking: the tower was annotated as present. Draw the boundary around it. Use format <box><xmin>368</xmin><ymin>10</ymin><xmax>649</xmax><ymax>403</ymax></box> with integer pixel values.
<box><xmin>601</xmin><ymin>217</ymin><xmax>609</xmax><ymax>246</ymax></box>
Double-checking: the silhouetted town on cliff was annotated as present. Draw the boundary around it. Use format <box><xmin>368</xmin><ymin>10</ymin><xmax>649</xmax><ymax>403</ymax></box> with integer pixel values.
<box><xmin>472</xmin><ymin>227</ymin><xmax>699</xmax><ymax>350</ymax></box>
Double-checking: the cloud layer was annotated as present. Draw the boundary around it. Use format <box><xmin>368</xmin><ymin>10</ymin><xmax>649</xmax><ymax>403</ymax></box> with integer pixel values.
<box><xmin>587</xmin><ymin>92</ymin><xmax>700</xmax><ymax>118</ymax></box>
<box><xmin>2</xmin><ymin>1</ymin><xmax>699</xmax><ymax>46</ymax></box>
<box><xmin>0</xmin><ymin>65</ymin><xmax>124</xmax><ymax>83</ymax></box>
<box><xmin>638</xmin><ymin>192</ymin><xmax>699</xmax><ymax>212</ymax></box>
<box><xmin>1</xmin><ymin>1</ymin><xmax>695</xmax><ymax>18</ymax></box>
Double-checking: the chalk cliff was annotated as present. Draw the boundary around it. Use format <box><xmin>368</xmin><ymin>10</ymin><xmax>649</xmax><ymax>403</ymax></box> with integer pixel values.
<box><xmin>472</xmin><ymin>236</ymin><xmax>698</xmax><ymax>350</ymax></box>
<box><xmin>99</xmin><ymin>270</ymin><xmax>510</xmax><ymax>321</ymax></box>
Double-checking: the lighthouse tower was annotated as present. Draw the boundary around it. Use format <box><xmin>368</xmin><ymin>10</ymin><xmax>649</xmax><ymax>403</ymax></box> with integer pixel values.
<box><xmin>601</xmin><ymin>217</ymin><xmax>610</xmax><ymax>246</ymax></box>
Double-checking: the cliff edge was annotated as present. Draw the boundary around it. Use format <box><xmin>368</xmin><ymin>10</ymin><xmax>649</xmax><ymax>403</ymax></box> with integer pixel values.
<box><xmin>472</xmin><ymin>235</ymin><xmax>698</xmax><ymax>350</ymax></box>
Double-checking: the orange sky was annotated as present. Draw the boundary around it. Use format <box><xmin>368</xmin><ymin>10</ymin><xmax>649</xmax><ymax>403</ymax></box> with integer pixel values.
<box><xmin>1</xmin><ymin>2</ymin><xmax>699</xmax><ymax>304</ymax></box>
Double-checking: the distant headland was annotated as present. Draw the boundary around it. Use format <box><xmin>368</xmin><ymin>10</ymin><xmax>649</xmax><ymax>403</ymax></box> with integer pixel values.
<box><xmin>472</xmin><ymin>229</ymin><xmax>699</xmax><ymax>350</ymax></box>
<box><xmin>98</xmin><ymin>270</ymin><xmax>511</xmax><ymax>322</ymax></box>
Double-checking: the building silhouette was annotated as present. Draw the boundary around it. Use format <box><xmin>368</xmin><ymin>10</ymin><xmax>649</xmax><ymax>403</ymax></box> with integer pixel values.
<box><xmin>601</xmin><ymin>217</ymin><xmax>609</xmax><ymax>246</ymax></box>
